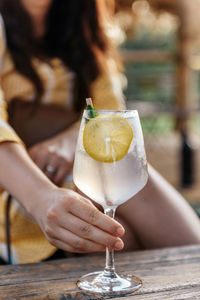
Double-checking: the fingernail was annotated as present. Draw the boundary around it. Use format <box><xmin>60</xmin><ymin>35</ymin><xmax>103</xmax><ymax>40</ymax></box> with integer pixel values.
<box><xmin>114</xmin><ymin>239</ymin><xmax>123</xmax><ymax>250</ymax></box>
<box><xmin>116</xmin><ymin>227</ymin><xmax>125</xmax><ymax>237</ymax></box>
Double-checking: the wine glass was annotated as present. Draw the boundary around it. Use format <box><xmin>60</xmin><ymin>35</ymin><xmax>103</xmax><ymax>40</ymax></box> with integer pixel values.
<box><xmin>73</xmin><ymin>109</ymin><xmax>148</xmax><ymax>296</ymax></box>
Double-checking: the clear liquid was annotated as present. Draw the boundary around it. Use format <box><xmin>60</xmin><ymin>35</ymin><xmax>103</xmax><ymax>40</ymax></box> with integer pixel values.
<box><xmin>73</xmin><ymin>150</ymin><xmax>148</xmax><ymax>208</ymax></box>
<box><xmin>73</xmin><ymin>110</ymin><xmax>148</xmax><ymax>208</ymax></box>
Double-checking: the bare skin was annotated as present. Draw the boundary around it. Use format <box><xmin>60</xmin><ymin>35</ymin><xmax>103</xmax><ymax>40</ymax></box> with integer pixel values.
<box><xmin>116</xmin><ymin>165</ymin><xmax>200</xmax><ymax>251</ymax></box>
<box><xmin>20</xmin><ymin>0</ymin><xmax>51</xmax><ymax>37</ymax></box>
<box><xmin>0</xmin><ymin>142</ymin><xmax>125</xmax><ymax>253</ymax></box>
<box><xmin>29</xmin><ymin>123</ymin><xmax>78</xmax><ymax>186</ymax></box>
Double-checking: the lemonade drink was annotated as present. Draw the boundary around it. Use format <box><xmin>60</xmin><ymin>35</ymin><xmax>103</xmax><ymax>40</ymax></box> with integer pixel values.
<box><xmin>73</xmin><ymin>110</ymin><xmax>148</xmax><ymax>208</ymax></box>
<box><xmin>73</xmin><ymin>108</ymin><xmax>147</xmax><ymax>295</ymax></box>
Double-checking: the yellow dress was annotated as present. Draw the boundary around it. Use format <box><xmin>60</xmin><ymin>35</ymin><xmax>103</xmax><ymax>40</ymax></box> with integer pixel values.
<box><xmin>0</xmin><ymin>15</ymin><xmax>125</xmax><ymax>263</ymax></box>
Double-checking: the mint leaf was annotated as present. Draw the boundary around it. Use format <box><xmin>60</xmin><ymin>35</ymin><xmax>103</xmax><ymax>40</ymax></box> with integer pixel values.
<box><xmin>85</xmin><ymin>105</ymin><xmax>98</xmax><ymax>123</ymax></box>
<box><xmin>86</xmin><ymin>105</ymin><xmax>98</xmax><ymax>118</ymax></box>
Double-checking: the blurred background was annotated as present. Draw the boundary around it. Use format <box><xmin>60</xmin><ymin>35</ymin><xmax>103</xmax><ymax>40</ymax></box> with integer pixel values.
<box><xmin>111</xmin><ymin>0</ymin><xmax>200</xmax><ymax>210</ymax></box>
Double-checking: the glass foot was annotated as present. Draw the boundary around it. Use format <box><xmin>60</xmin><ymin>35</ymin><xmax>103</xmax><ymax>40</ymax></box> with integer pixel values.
<box><xmin>77</xmin><ymin>271</ymin><xmax>142</xmax><ymax>296</ymax></box>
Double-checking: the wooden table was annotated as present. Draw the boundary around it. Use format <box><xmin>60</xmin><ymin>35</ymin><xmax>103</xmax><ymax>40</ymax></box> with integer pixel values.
<box><xmin>1</xmin><ymin>244</ymin><xmax>200</xmax><ymax>299</ymax></box>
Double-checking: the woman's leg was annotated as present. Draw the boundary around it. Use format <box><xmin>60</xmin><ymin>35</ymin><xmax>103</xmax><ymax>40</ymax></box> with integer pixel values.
<box><xmin>116</xmin><ymin>165</ymin><xmax>200</xmax><ymax>250</ymax></box>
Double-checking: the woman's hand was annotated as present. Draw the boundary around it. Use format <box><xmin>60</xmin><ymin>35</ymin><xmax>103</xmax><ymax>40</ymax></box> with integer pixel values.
<box><xmin>29</xmin><ymin>124</ymin><xmax>78</xmax><ymax>186</ymax></box>
<box><xmin>35</xmin><ymin>188</ymin><xmax>125</xmax><ymax>253</ymax></box>
<box><xmin>0</xmin><ymin>142</ymin><xmax>124</xmax><ymax>254</ymax></box>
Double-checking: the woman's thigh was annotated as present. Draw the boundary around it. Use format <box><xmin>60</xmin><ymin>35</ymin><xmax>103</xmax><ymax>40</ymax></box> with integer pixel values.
<box><xmin>116</xmin><ymin>165</ymin><xmax>200</xmax><ymax>249</ymax></box>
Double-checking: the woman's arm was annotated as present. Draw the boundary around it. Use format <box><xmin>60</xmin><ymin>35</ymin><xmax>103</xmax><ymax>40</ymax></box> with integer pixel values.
<box><xmin>0</xmin><ymin>141</ymin><xmax>125</xmax><ymax>253</ymax></box>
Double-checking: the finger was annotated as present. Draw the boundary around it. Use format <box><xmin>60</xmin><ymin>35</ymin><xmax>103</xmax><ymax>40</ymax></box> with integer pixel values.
<box><xmin>53</xmin><ymin>164</ymin><xmax>69</xmax><ymax>186</ymax></box>
<box><xmin>28</xmin><ymin>147</ymin><xmax>36</xmax><ymax>161</ymax></box>
<box><xmin>45</xmin><ymin>164</ymin><xmax>57</xmax><ymax>180</ymax></box>
<box><xmin>44</xmin><ymin>156</ymin><xmax>58</xmax><ymax>180</ymax></box>
<box><xmin>69</xmin><ymin>197</ymin><xmax>125</xmax><ymax>237</ymax></box>
<box><xmin>48</xmin><ymin>236</ymin><xmax>84</xmax><ymax>253</ymax></box>
<box><xmin>31</xmin><ymin>150</ymin><xmax>47</xmax><ymax>171</ymax></box>
<box><xmin>49</xmin><ymin>227</ymin><xmax>106</xmax><ymax>253</ymax></box>
<box><xmin>76</xmin><ymin>188</ymin><xmax>103</xmax><ymax>210</ymax></box>
<box><xmin>58</xmin><ymin>213</ymin><xmax>124</xmax><ymax>250</ymax></box>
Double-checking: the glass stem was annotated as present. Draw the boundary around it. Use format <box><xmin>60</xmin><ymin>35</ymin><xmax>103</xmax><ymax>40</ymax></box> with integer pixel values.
<box><xmin>104</xmin><ymin>207</ymin><xmax>117</xmax><ymax>277</ymax></box>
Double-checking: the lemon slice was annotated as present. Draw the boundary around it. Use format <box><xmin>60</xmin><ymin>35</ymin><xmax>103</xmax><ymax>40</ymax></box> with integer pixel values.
<box><xmin>83</xmin><ymin>114</ymin><xmax>133</xmax><ymax>162</ymax></box>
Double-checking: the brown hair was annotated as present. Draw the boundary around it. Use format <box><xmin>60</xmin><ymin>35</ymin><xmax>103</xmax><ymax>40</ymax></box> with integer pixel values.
<box><xmin>0</xmin><ymin>0</ymin><xmax>119</xmax><ymax>111</ymax></box>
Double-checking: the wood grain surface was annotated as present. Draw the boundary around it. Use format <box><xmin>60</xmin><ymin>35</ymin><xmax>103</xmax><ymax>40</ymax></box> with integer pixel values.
<box><xmin>1</xmin><ymin>245</ymin><xmax>200</xmax><ymax>299</ymax></box>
